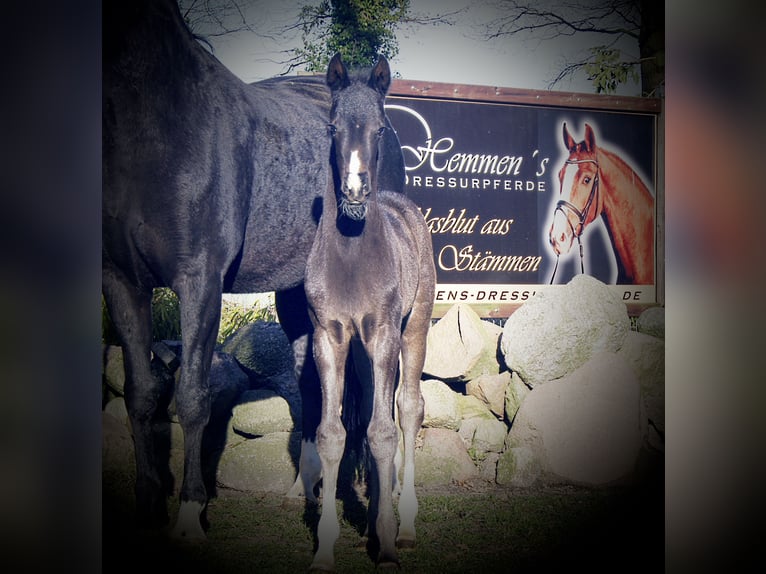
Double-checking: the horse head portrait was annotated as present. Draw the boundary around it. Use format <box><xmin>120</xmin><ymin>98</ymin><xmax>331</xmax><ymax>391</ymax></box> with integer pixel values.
<box><xmin>548</xmin><ymin>122</ymin><xmax>655</xmax><ymax>284</ymax></box>
<box><xmin>326</xmin><ymin>52</ymin><xmax>392</xmax><ymax>223</ymax></box>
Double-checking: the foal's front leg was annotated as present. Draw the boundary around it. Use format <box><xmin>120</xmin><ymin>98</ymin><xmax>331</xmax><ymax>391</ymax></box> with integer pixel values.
<box><xmin>311</xmin><ymin>324</ymin><xmax>349</xmax><ymax>572</ymax></box>
<box><xmin>364</xmin><ymin>322</ymin><xmax>401</xmax><ymax>567</ymax></box>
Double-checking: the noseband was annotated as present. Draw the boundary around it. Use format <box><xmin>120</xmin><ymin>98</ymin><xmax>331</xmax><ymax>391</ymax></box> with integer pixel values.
<box><xmin>549</xmin><ymin>158</ymin><xmax>600</xmax><ymax>284</ymax></box>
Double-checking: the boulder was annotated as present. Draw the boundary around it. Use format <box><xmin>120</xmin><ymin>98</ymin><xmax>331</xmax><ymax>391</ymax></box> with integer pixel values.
<box><xmin>505</xmin><ymin>352</ymin><xmax>645</xmax><ymax>485</ymax></box>
<box><xmin>232</xmin><ymin>389</ymin><xmax>295</xmax><ymax>436</ymax></box>
<box><xmin>103</xmin><ymin>345</ymin><xmax>125</xmax><ymax>395</ymax></box>
<box><xmin>219</xmin><ymin>321</ymin><xmax>294</xmax><ymax>381</ymax></box>
<box><xmin>466</xmin><ymin>371</ymin><xmax>510</xmax><ymax>419</ymax></box>
<box><xmin>617</xmin><ymin>330</ymin><xmax>665</xmax><ymax>450</ymax></box>
<box><xmin>414</xmin><ymin>428</ymin><xmax>479</xmax><ymax>486</ymax></box>
<box><xmin>501</xmin><ymin>275</ymin><xmax>629</xmax><ymax>387</ymax></box>
<box><xmin>496</xmin><ymin>446</ymin><xmax>542</xmax><ymax>487</ymax></box>
<box><xmin>423</xmin><ymin>303</ymin><xmax>502</xmax><ymax>382</ymax></box>
<box><xmin>504</xmin><ymin>372</ymin><xmax>530</xmax><ymax>424</ymax></box>
<box><xmin>636</xmin><ymin>306</ymin><xmax>665</xmax><ymax>339</ymax></box>
<box><xmin>104</xmin><ymin>396</ymin><xmax>128</xmax><ymax>424</ymax></box>
<box><xmin>421</xmin><ymin>379</ymin><xmax>461</xmax><ymax>430</ymax></box>
<box><xmin>217</xmin><ymin>432</ymin><xmax>301</xmax><ymax>493</ymax></box>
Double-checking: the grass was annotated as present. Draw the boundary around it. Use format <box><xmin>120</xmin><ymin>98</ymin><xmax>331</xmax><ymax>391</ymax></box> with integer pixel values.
<box><xmin>103</xmin><ymin>463</ymin><xmax>662</xmax><ymax>574</ymax></box>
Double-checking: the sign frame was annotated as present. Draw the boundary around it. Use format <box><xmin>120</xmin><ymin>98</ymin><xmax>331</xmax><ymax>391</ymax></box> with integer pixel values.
<box><xmin>386</xmin><ymin>79</ymin><xmax>664</xmax><ymax>318</ymax></box>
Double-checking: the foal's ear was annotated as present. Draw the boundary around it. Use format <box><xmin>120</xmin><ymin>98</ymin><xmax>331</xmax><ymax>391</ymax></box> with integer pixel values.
<box><xmin>327</xmin><ymin>52</ymin><xmax>350</xmax><ymax>91</ymax></box>
<box><xmin>562</xmin><ymin>122</ymin><xmax>576</xmax><ymax>151</ymax></box>
<box><xmin>368</xmin><ymin>56</ymin><xmax>391</xmax><ymax>95</ymax></box>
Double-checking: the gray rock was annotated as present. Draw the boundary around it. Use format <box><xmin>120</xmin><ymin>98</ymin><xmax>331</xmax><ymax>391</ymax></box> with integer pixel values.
<box><xmin>415</xmin><ymin>428</ymin><xmax>479</xmax><ymax>486</ymax></box>
<box><xmin>636</xmin><ymin>306</ymin><xmax>664</xmax><ymax>339</ymax></box>
<box><xmin>103</xmin><ymin>345</ymin><xmax>125</xmax><ymax>395</ymax></box>
<box><xmin>217</xmin><ymin>432</ymin><xmax>301</xmax><ymax>493</ymax></box>
<box><xmin>104</xmin><ymin>396</ymin><xmax>128</xmax><ymax>424</ymax></box>
<box><xmin>421</xmin><ymin>379</ymin><xmax>461</xmax><ymax>430</ymax></box>
<box><xmin>496</xmin><ymin>446</ymin><xmax>542</xmax><ymax>487</ymax></box>
<box><xmin>456</xmin><ymin>393</ymin><xmax>495</xmax><ymax>422</ymax></box>
<box><xmin>220</xmin><ymin>321</ymin><xmax>294</xmax><ymax>381</ymax></box>
<box><xmin>466</xmin><ymin>371</ymin><xmax>510</xmax><ymax>419</ymax></box>
<box><xmin>471</xmin><ymin>418</ymin><xmax>507</xmax><ymax>454</ymax></box>
<box><xmin>501</xmin><ymin>275</ymin><xmax>630</xmax><ymax>387</ymax></box>
<box><xmin>504</xmin><ymin>372</ymin><xmax>530</xmax><ymax>424</ymax></box>
<box><xmin>506</xmin><ymin>352</ymin><xmax>645</xmax><ymax>485</ymax></box>
<box><xmin>423</xmin><ymin>303</ymin><xmax>502</xmax><ymax>382</ymax></box>
<box><xmin>232</xmin><ymin>389</ymin><xmax>295</xmax><ymax>436</ymax></box>
<box><xmin>617</xmin><ymin>330</ymin><xmax>665</xmax><ymax>449</ymax></box>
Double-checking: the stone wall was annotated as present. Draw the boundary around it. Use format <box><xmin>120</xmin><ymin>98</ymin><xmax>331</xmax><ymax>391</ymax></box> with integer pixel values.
<box><xmin>103</xmin><ymin>275</ymin><xmax>664</xmax><ymax>494</ymax></box>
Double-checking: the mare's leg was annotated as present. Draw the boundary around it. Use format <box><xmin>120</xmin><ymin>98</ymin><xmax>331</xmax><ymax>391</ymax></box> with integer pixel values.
<box><xmin>310</xmin><ymin>324</ymin><xmax>350</xmax><ymax>572</ymax></box>
<box><xmin>363</xmin><ymin>320</ymin><xmax>401</xmax><ymax>567</ymax></box>
<box><xmin>396</xmin><ymin>303</ymin><xmax>429</xmax><ymax>548</ymax></box>
<box><xmin>103</xmin><ymin>269</ymin><xmax>169</xmax><ymax>527</ymax></box>
<box><xmin>276</xmin><ymin>287</ymin><xmax>322</xmax><ymax>503</ymax></box>
<box><xmin>170</xmin><ymin>273</ymin><xmax>222</xmax><ymax>540</ymax></box>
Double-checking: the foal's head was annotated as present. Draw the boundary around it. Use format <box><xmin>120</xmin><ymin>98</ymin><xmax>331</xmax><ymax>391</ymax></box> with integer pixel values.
<box><xmin>326</xmin><ymin>53</ymin><xmax>392</xmax><ymax>221</ymax></box>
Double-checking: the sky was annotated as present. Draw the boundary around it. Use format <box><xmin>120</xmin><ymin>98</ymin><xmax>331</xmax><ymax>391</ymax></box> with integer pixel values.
<box><xmin>197</xmin><ymin>0</ymin><xmax>642</xmax><ymax>96</ymax></box>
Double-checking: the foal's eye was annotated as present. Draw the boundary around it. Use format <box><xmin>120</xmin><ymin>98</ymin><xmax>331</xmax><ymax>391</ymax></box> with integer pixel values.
<box><xmin>327</xmin><ymin>124</ymin><xmax>337</xmax><ymax>136</ymax></box>
<box><xmin>583</xmin><ymin>176</ymin><xmax>591</xmax><ymax>184</ymax></box>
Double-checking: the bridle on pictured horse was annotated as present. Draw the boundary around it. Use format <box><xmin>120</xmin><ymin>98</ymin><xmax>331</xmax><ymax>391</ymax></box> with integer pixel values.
<box><xmin>548</xmin><ymin>158</ymin><xmax>600</xmax><ymax>284</ymax></box>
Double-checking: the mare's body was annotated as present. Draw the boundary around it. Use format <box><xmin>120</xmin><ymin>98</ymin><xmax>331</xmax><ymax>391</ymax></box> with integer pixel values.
<box><xmin>103</xmin><ymin>0</ymin><xmax>403</xmax><ymax>538</ymax></box>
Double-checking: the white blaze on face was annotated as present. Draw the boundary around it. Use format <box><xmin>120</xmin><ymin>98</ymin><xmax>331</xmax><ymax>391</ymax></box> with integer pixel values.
<box><xmin>550</xmin><ymin>163</ymin><xmax>578</xmax><ymax>254</ymax></box>
<box><xmin>346</xmin><ymin>149</ymin><xmax>363</xmax><ymax>194</ymax></box>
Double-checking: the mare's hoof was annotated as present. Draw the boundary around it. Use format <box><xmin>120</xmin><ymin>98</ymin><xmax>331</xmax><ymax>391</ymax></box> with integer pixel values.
<box><xmin>376</xmin><ymin>558</ymin><xmax>401</xmax><ymax>570</ymax></box>
<box><xmin>396</xmin><ymin>537</ymin><xmax>416</xmax><ymax>550</ymax></box>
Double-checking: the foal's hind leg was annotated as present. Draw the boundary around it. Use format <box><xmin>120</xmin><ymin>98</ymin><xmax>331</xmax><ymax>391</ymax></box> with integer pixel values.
<box><xmin>170</xmin><ymin>273</ymin><xmax>222</xmax><ymax>540</ymax></box>
<box><xmin>364</xmin><ymin>322</ymin><xmax>402</xmax><ymax>567</ymax></box>
<box><xmin>103</xmin><ymin>270</ymin><xmax>170</xmax><ymax>528</ymax></box>
<box><xmin>396</xmin><ymin>305</ymin><xmax>429</xmax><ymax>549</ymax></box>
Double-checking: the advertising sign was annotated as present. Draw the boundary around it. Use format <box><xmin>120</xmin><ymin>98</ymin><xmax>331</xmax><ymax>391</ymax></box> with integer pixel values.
<box><xmin>385</xmin><ymin>81</ymin><xmax>662</xmax><ymax>317</ymax></box>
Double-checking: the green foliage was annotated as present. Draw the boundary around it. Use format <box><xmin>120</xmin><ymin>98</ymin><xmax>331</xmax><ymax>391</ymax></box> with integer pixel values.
<box><xmin>102</xmin><ymin>289</ymin><xmax>276</xmax><ymax>345</ymax></box>
<box><xmin>101</xmin><ymin>288</ymin><xmax>182</xmax><ymax>345</ymax></box>
<box><xmin>584</xmin><ymin>46</ymin><xmax>639</xmax><ymax>94</ymax></box>
<box><xmin>151</xmin><ymin>287</ymin><xmax>182</xmax><ymax>342</ymax></box>
<box><xmin>295</xmin><ymin>0</ymin><xmax>410</xmax><ymax>72</ymax></box>
<box><xmin>217</xmin><ymin>295</ymin><xmax>277</xmax><ymax>345</ymax></box>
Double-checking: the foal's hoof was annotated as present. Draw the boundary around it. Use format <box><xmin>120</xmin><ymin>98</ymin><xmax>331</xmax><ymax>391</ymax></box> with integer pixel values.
<box><xmin>376</xmin><ymin>558</ymin><xmax>401</xmax><ymax>570</ymax></box>
<box><xmin>396</xmin><ymin>537</ymin><xmax>416</xmax><ymax>550</ymax></box>
<box><xmin>170</xmin><ymin>501</ymin><xmax>207</xmax><ymax>541</ymax></box>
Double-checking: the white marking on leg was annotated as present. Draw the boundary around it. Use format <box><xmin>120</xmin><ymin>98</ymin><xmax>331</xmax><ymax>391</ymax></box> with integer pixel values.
<box><xmin>397</xmin><ymin>458</ymin><xmax>418</xmax><ymax>544</ymax></box>
<box><xmin>286</xmin><ymin>439</ymin><xmax>321</xmax><ymax>503</ymax></box>
<box><xmin>346</xmin><ymin>149</ymin><xmax>363</xmax><ymax>193</ymax></box>
<box><xmin>312</xmin><ymin>498</ymin><xmax>340</xmax><ymax>570</ymax></box>
<box><xmin>171</xmin><ymin>500</ymin><xmax>206</xmax><ymax>541</ymax></box>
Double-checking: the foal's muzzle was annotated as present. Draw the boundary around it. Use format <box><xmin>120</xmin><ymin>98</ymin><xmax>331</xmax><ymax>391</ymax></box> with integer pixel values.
<box><xmin>343</xmin><ymin>172</ymin><xmax>370</xmax><ymax>203</ymax></box>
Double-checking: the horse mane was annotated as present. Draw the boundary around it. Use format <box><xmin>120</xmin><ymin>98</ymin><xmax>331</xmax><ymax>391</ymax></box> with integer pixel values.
<box><xmin>596</xmin><ymin>146</ymin><xmax>654</xmax><ymax>204</ymax></box>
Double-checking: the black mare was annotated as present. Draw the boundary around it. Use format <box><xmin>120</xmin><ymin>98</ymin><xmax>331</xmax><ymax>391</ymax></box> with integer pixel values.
<box><xmin>305</xmin><ymin>54</ymin><xmax>436</xmax><ymax>570</ymax></box>
<box><xmin>102</xmin><ymin>0</ymin><xmax>404</xmax><ymax>539</ymax></box>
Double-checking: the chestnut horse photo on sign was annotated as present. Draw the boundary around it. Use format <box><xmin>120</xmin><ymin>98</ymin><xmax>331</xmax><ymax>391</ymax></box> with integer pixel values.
<box><xmin>548</xmin><ymin>122</ymin><xmax>655</xmax><ymax>285</ymax></box>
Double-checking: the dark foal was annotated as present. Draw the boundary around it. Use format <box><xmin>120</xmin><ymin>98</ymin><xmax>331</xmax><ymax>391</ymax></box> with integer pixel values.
<box><xmin>103</xmin><ymin>0</ymin><xmax>404</xmax><ymax>539</ymax></box>
<box><xmin>305</xmin><ymin>54</ymin><xmax>436</xmax><ymax>570</ymax></box>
